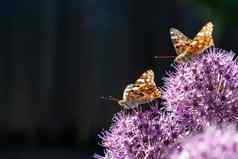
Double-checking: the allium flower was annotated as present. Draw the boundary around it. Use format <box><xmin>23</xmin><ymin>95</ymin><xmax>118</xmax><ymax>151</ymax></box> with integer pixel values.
<box><xmin>170</xmin><ymin>125</ymin><xmax>238</xmax><ymax>159</ymax></box>
<box><xmin>163</xmin><ymin>47</ymin><xmax>238</xmax><ymax>129</ymax></box>
<box><xmin>95</xmin><ymin>107</ymin><xmax>186</xmax><ymax>159</ymax></box>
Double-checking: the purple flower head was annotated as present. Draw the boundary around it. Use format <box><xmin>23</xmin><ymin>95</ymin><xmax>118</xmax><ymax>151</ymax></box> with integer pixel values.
<box><xmin>95</xmin><ymin>107</ymin><xmax>186</xmax><ymax>159</ymax></box>
<box><xmin>163</xmin><ymin>47</ymin><xmax>238</xmax><ymax>129</ymax></box>
<box><xmin>170</xmin><ymin>125</ymin><xmax>238</xmax><ymax>159</ymax></box>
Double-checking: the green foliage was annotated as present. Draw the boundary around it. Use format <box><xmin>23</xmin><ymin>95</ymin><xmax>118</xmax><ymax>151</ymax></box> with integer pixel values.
<box><xmin>193</xmin><ymin>0</ymin><xmax>238</xmax><ymax>25</ymax></box>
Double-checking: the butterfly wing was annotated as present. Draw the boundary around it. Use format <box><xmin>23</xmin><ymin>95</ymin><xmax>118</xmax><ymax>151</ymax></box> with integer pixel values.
<box><xmin>121</xmin><ymin>84</ymin><xmax>140</xmax><ymax>101</ymax></box>
<box><xmin>189</xmin><ymin>22</ymin><xmax>214</xmax><ymax>54</ymax></box>
<box><xmin>135</xmin><ymin>69</ymin><xmax>154</xmax><ymax>85</ymax></box>
<box><xmin>134</xmin><ymin>69</ymin><xmax>161</xmax><ymax>100</ymax></box>
<box><xmin>119</xmin><ymin>70</ymin><xmax>161</xmax><ymax>108</ymax></box>
<box><xmin>170</xmin><ymin>28</ymin><xmax>191</xmax><ymax>55</ymax></box>
<box><xmin>118</xmin><ymin>83</ymin><xmax>144</xmax><ymax>108</ymax></box>
<box><xmin>123</xmin><ymin>70</ymin><xmax>155</xmax><ymax>101</ymax></box>
<box><xmin>194</xmin><ymin>22</ymin><xmax>214</xmax><ymax>41</ymax></box>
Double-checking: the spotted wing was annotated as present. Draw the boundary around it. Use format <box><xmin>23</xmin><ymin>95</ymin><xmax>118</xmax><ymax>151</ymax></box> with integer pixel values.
<box><xmin>135</xmin><ymin>69</ymin><xmax>155</xmax><ymax>86</ymax></box>
<box><xmin>190</xmin><ymin>22</ymin><xmax>214</xmax><ymax>54</ymax></box>
<box><xmin>121</xmin><ymin>70</ymin><xmax>160</xmax><ymax>104</ymax></box>
<box><xmin>121</xmin><ymin>84</ymin><xmax>140</xmax><ymax>102</ymax></box>
<box><xmin>134</xmin><ymin>69</ymin><xmax>161</xmax><ymax>100</ymax></box>
<box><xmin>170</xmin><ymin>28</ymin><xmax>191</xmax><ymax>55</ymax></box>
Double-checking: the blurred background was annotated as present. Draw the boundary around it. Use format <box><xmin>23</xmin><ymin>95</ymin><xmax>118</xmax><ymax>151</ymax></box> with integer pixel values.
<box><xmin>1</xmin><ymin>0</ymin><xmax>238</xmax><ymax>158</ymax></box>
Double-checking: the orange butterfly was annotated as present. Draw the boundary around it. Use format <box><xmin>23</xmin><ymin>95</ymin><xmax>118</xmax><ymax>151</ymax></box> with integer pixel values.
<box><xmin>170</xmin><ymin>22</ymin><xmax>214</xmax><ymax>63</ymax></box>
<box><xmin>112</xmin><ymin>69</ymin><xmax>161</xmax><ymax>109</ymax></box>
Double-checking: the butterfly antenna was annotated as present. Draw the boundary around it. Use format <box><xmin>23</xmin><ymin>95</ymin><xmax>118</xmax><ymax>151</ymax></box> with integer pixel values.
<box><xmin>153</xmin><ymin>55</ymin><xmax>175</xmax><ymax>60</ymax></box>
<box><xmin>100</xmin><ymin>96</ymin><xmax>119</xmax><ymax>101</ymax></box>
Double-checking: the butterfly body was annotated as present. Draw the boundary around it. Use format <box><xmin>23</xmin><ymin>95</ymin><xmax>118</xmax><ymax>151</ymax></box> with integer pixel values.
<box><xmin>118</xmin><ymin>70</ymin><xmax>161</xmax><ymax>109</ymax></box>
<box><xmin>170</xmin><ymin>22</ymin><xmax>214</xmax><ymax>63</ymax></box>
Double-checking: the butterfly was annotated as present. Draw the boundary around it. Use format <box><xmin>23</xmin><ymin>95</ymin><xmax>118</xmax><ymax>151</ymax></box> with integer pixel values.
<box><xmin>170</xmin><ymin>22</ymin><xmax>214</xmax><ymax>63</ymax></box>
<box><xmin>117</xmin><ymin>69</ymin><xmax>161</xmax><ymax>109</ymax></box>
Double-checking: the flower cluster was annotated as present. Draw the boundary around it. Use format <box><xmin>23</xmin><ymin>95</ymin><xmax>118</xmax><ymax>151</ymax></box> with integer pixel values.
<box><xmin>95</xmin><ymin>107</ymin><xmax>186</xmax><ymax>159</ymax></box>
<box><xmin>96</xmin><ymin>47</ymin><xmax>238</xmax><ymax>159</ymax></box>
<box><xmin>163</xmin><ymin>47</ymin><xmax>238</xmax><ymax>128</ymax></box>
<box><xmin>170</xmin><ymin>125</ymin><xmax>238</xmax><ymax>159</ymax></box>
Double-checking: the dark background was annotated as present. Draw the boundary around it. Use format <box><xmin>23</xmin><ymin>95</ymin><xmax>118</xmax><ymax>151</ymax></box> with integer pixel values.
<box><xmin>1</xmin><ymin>0</ymin><xmax>238</xmax><ymax>158</ymax></box>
